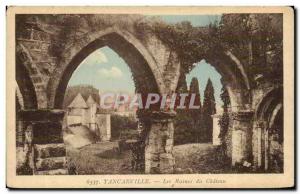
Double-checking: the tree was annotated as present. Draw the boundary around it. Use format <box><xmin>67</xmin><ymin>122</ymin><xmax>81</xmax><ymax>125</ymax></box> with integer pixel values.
<box><xmin>174</xmin><ymin>72</ymin><xmax>195</xmax><ymax>145</ymax></box>
<box><xmin>173</xmin><ymin>111</ymin><xmax>195</xmax><ymax>145</ymax></box>
<box><xmin>219</xmin><ymin>14</ymin><xmax>283</xmax><ymax>85</ymax></box>
<box><xmin>111</xmin><ymin>114</ymin><xmax>137</xmax><ymax>140</ymax></box>
<box><xmin>202</xmin><ymin>79</ymin><xmax>216</xmax><ymax>142</ymax></box>
<box><xmin>189</xmin><ymin>77</ymin><xmax>202</xmax><ymax>142</ymax></box>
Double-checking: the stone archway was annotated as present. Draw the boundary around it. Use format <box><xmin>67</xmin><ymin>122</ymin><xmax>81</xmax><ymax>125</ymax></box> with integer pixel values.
<box><xmin>44</xmin><ymin>27</ymin><xmax>175</xmax><ymax>174</ymax></box>
<box><xmin>205</xmin><ymin>51</ymin><xmax>254</xmax><ymax>166</ymax></box>
<box><xmin>47</xmin><ymin>27</ymin><xmax>165</xmax><ymax>109</ymax></box>
<box><xmin>204</xmin><ymin>50</ymin><xmax>251</xmax><ymax>111</ymax></box>
<box><xmin>13</xmin><ymin>13</ymin><xmax>286</xmax><ymax>176</ymax></box>
<box><xmin>16</xmin><ymin>43</ymin><xmax>48</xmax><ymax>109</ymax></box>
<box><xmin>179</xmin><ymin>49</ymin><xmax>253</xmax><ymax>167</ymax></box>
<box><xmin>15</xmin><ymin>50</ymin><xmax>40</xmax><ymax>174</ymax></box>
<box><xmin>252</xmin><ymin>87</ymin><xmax>283</xmax><ymax>172</ymax></box>
<box><xmin>16</xmin><ymin>45</ymin><xmax>38</xmax><ymax>110</ymax></box>
<box><xmin>15</xmin><ymin>48</ymin><xmax>38</xmax><ymax>148</ymax></box>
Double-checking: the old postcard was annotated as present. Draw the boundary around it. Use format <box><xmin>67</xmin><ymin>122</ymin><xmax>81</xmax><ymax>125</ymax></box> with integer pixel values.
<box><xmin>6</xmin><ymin>6</ymin><xmax>294</xmax><ymax>189</ymax></box>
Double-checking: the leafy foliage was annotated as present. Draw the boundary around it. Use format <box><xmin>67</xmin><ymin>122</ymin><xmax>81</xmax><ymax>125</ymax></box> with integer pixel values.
<box><xmin>220</xmin><ymin>84</ymin><xmax>230</xmax><ymax>113</ymax></box>
<box><xmin>218</xmin><ymin>85</ymin><xmax>230</xmax><ymax>157</ymax></box>
<box><xmin>218</xmin><ymin>14</ymin><xmax>283</xmax><ymax>85</ymax></box>
<box><xmin>147</xmin><ymin>14</ymin><xmax>283</xmax><ymax>86</ymax></box>
<box><xmin>174</xmin><ymin>75</ymin><xmax>201</xmax><ymax>144</ymax></box>
<box><xmin>111</xmin><ymin>114</ymin><xmax>137</xmax><ymax>140</ymax></box>
<box><xmin>148</xmin><ymin>21</ymin><xmax>212</xmax><ymax>73</ymax></box>
<box><xmin>174</xmin><ymin>111</ymin><xmax>196</xmax><ymax>145</ymax></box>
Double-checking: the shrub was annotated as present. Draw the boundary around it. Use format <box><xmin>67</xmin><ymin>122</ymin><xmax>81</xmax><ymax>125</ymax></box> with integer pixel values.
<box><xmin>111</xmin><ymin>115</ymin><xmax>137</xmax><ymax>139</ymax></box>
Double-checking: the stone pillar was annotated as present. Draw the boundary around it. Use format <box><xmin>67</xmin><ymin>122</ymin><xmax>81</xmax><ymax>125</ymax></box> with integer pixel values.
<box><xmin>18</xmin><ymin>109</ymin><xmax>67</xmax><ymax>175</ymax></box>
<box><xmin>212</xmin><ymin>114</ymin><xmax>222</xmax><ymax>146</ymax></box>
<box><xmin>16</xmin><ymin>117</ymin><xmax>24</xmax><ymax>147</ymax></box>
<box><xmin>231</xmin><ymin>110</ymin><xmax>254</xmax><ymax>166</ymax></box>
<box><xmin>144</xmin><ymin>111</ymin><xmax>176</xmax><ymax>174</ymax></box>
<box><xmin>264</xmin><ymin>127</ymin><xmax>269</xmax><ymax>171</ymax></box>
<box><xmin>252</xmin><ymin>121</ymin><xmax>265</xmax><ymax>169</ymax></box>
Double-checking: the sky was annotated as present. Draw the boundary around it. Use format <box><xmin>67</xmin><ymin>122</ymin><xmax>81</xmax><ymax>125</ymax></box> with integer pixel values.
<box><xmin>148</xmin><ymin>15</ymin><xmax>221</xmax><ymax>26</ymax></box>
<box><xmin>68</xmin><ymin>15</ymin><xmax>223</xmax><ymax>106</ymax></box>
<box><xmin>186</xmin><ymin>61</ymin><xmax>223</xmax><ymax>106</ymax></box>
<box><xmin>68</xmin><ymin>46</ymin><xmax>135</xmax><ymax>94</ymax></box>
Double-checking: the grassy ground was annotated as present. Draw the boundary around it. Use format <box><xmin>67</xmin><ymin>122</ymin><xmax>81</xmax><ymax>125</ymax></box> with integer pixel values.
<box><xmin>66</xmin><ymin>142</ymin><xmax>231</xmax><ymax>174</ymax></box>
<box><xmin>67</xmin><ymin>142</ymin><xmax>133</xmax><ymax>174</ymax></box>
<box><xmin>173</xmin><ymin>143</ymin><xmax>232</xmax><ymax>173</ymax></box>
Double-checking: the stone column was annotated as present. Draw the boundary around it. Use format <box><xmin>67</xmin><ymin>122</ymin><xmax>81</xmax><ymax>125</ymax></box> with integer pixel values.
<box><xmin>18</xmin><ymin>109</ymin><xmax>67</xmax><ymax>175</ymax></box>
<box><xmin>252</xmin><ymin>121</ymin><xmax>265</xmax><ymax>169</ymax></box>
<box><xmin>212</xmin><ymin>114</ymin><xmax>222</xmax><ymax>146</ymax></box>
<box><xmin>231</xmin><ymin>110</ymin><xmax>254</xmax><ymax>166</ymax></box>
<box><xmin>144</xmin><ymin>111</ymin><xmax>176</xmax><ymax>174</ymax></box>
<box><xmin>16</xmin><ymin>115</ymin><xmax>24</xmax><ymax>147</ymax></box>
<box><xmin>264</xmin><ymin>127</ymin><xmax>269</xmax><ymax>171</ymax></box>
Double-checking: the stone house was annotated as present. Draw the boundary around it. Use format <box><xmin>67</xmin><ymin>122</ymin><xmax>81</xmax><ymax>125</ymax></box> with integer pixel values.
<box><xmin>66</xmin><ymin>93</ymin><xmax>111</xmax><ymax>141</ymax></box>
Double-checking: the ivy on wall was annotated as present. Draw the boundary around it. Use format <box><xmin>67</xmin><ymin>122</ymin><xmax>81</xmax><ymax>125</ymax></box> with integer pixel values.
<box><xmin>135</xmin><ymin>14</ymin><xmax>283</xmax><ymax>87</ymax></box>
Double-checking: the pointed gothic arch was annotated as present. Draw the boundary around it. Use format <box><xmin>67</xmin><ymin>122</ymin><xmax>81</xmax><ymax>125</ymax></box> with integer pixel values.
<box><xmin>47</xmin><ymin>27</ymin><xmax>165</xmax><ymax>109</ymax></box>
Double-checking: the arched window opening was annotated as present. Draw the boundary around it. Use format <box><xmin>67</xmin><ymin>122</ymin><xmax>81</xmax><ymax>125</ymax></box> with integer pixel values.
<box><xmin>63</xmin><ymin>46</ymin><xmax>141</xmax><ymax>175</ymax></box>
<box><xmin>173</xmin><ymin>60</ymin><xmax>232</xmax><ymax>173</ymax></box>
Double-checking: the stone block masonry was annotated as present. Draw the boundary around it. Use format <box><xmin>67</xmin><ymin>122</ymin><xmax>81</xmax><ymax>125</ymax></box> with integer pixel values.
<box><xmin>17</xmin><ymin>110</ymin><xmax>68</xmax><ymax>175</ymax></box>
<box><xmin>144</xmin><ymin>111</ymin><xmax>175</xmax><ymax>174</ymax></box>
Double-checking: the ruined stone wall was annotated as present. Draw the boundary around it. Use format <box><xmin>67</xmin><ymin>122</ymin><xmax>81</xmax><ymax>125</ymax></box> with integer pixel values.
<box><xmin>15</xmin><ymin>15</ymin><xmax>181</xmax><ymax>174</ymax></box>
<box><xmin>96</xmin><ymin>114</ymin><xmax>111</xmax><ymax>141</ymax></box>
<box><xmin>136</xmin><ymin>31</ymin><xmax>180</xmax><ymax>93</ymax></box>
<box><xmin>16</xmin><ymin>110</ymin><xmax>67</xmax><ymax>175</ymax></box>
<box><xmin>16</xmin><ymin>15</ymin><xmax>181</xmax><ymax>109</ymax></box>
<box><xmin>15</xmin><ymin>14</ymin><xmax>284</xmax><ymax>174</ymax></box>
<box><xmin>231</xmin><ymin>111</ymin><xmax>254</xmax><ymax>166</ymax></box>
<box><xmin>251</xmin><ymin>84</ymin><xmax>283</xmax><ymax>170</ymax></box>
<box><xmin>143</xmin><ymin>112</ymin><xmax>175</xmax><ymax>174</ymax></box>
<box><xmin>225</xmin><ymin>119</ymin><xmax>233</xmax><ymax>159</ymax></box>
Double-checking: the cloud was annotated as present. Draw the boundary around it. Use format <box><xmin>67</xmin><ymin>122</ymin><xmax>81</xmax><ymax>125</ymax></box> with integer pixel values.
<box><xmin>81</xmin><ymin>50</ymin><xmax>108</xmax><ymax>66</ymax></box>
<box><xmin>98</xmin><ymin>66</ymin><xmax>123</xmax><ymax>78</ymax></box>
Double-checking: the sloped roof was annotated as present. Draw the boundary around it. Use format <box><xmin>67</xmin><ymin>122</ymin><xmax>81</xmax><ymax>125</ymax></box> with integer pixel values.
<box><xmin>68</xmin><ymin>93</ymin><xmax>88</xmax><ymax>108</ymax></box>
<box><xmin>86</xmin><ymin>95</ymin><xmax>96</xmax><ymax>106</ymax></box>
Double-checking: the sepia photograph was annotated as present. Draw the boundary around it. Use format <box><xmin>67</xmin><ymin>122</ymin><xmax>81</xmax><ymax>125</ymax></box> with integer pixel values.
<box><xmin>6</xmin><ymin>6</ymin><xmax>294</xmax><ymax>189</ymax></box>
